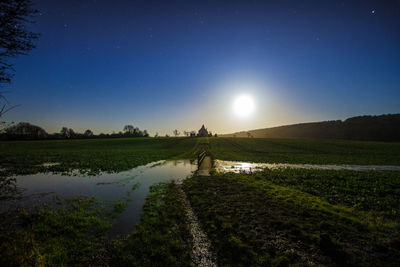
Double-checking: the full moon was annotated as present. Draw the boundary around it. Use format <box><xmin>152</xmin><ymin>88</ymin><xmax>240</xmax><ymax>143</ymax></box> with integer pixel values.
<box><xmin>233</xmin><ymin>94</ymin><xmax>255</xmax><ymax>117</ymax></box>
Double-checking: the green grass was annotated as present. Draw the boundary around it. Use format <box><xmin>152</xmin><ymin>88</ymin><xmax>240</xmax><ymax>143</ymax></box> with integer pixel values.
<box><xmin>183</xmin><ymin>172</ymin><xmax>399</xmax><ymax>266</ymax></box>
<box><xmin>209</xmin><ymin>137</ymin><xmax>400</xmax><ymax>165</ymax></box>
<box><xmin>1</xmin><ymin>137</ymin><xmax>398</xmax><ymax>177</ymax></box>
<box><xmin>2</xmin><ymin>137</ymin><xmax>400</xmax><ymax>265</ymax></box>
<box><xmin>0</xmin><ymin>182</ymin><xmax>192</xmax><ymax>266</ymax></box>
<box><xmin>108</xmin><ymin>194</ymin><xmax>131</xmax><ymax>219</ymax></box>
<box><xmin>245</xmin><ymin>168</ymin><xmax>400</xmax><ymax>216</ymax></box>
<box><xmin>110</xmin><ymin>182</ymin><xmax>193</xmax><ymax>266</ymax></box>
<box><xmin>0</xmin><ymin>137</ymin><xmax>198</xmax><ymax>175</ymax></box>
<box><xmin>0</xmin><ymin>137</ymin><xmax>199</xmax><ymax>265</ymax></box>
<box><xmin>0</xmin><ymin>196</ymin><xmax>113</xmax><ymax>266</ymax></box>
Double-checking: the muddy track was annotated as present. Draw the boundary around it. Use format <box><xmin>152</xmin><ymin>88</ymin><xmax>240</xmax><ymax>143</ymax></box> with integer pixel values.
<box><xmin>175</xmin><ymin>147</ymin><xmax>216</xmax><ymax>266</ymax></box>
<box><xmin>176</xmin><ymin>184</ymin><xmax>217</xmax><ymax>266</ymax></box>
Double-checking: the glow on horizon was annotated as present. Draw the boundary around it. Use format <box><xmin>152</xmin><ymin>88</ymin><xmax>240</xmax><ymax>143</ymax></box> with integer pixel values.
<box><xmin>3</xmin><ymin>1</ymin><xmax>400</xmax><ymax>136</ymax></box>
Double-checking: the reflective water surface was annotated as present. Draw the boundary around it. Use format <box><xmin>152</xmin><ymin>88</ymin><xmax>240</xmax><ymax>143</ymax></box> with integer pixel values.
<box><xmin>2</xmin><ymin>160</ymin><xmax>197</xmax><ymax>237</ymax></box>
<box><xmin>215</xmin><ymin>160</ymin><xmax>400</xmax><ymax>173</ymax></box>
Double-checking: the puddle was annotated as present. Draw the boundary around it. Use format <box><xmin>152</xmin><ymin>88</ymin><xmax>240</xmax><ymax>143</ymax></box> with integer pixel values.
<box><xmin>1</xmin><ymin>160</ymin><xmax>197</xmax><ymax>237</ymax></box>
<box><xmin>41</xmin><ymin>162</ymin><xmax>61</xmax><ymax>167</ymax></box>
<box><xmin>215</xmin><ymin>160</ymin><xmax>400</xmax><ymax>173</ymax></box>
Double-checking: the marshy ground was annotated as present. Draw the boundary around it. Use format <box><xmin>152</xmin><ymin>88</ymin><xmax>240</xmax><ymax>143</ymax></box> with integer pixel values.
<box><xmin>1</xmin><ymin>137</ymin><xmax>400</xmax><ymax>265</ymax></box>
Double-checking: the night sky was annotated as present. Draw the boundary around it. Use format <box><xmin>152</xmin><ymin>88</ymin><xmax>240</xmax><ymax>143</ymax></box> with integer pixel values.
<box><xmin>5</xmin><ymin>0</ymin><xmax>400</xmax><ymax>135</ymax></box>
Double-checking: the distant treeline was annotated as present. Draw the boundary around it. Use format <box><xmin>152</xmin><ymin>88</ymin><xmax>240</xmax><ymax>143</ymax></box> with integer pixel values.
<box><xmin>0</xmin><ymin>123</ymin><xmax>149</xmax><ymax>140</ymax></box>
<box><xmin>222</xmin><ymin>114</ymin><xmax>400</xmax><ymax>142</ymax></box>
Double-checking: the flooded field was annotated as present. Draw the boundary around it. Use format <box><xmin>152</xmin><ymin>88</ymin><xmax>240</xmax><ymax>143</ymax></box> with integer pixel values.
<box><xmin>1</xmin><ymin>160</ymin><xmax>197</xmax><ymax>237</ymax></box>
<box><xmin>215</xmin><ymin>159</ymin><xmax>400</xmax><ymax>173</ymax></box>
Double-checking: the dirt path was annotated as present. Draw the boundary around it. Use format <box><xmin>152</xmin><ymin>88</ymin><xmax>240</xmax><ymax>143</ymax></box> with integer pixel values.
<box><xmin>176</xmin><ymin>185</ymin><xmax>216</xmax><ymax>266</ymax></box>
<box><xmin>174</xmin><ymin>151</ymin><xmax>216</xmax><ymax>266</ymax></box>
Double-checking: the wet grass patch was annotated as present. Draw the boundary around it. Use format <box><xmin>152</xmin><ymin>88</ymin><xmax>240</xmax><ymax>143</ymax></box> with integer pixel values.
<box><xmin>183</xmin><ymin>173</ymin><xmax>399</xmax><ymax>265</ymax></box>
<box><xmin>248</xmin><ymin>168</ymin><xmax>400</xmax><ymax>217</ymax></box>
<box><xmin>0</xmin><ymin>196</ymin><xmax>114</xmax><ymax>266</ymax></box>
<box><xmin>110</xmin><ymin>181</ymin><xmax>193</xmax><ymax>266</ymax></box>
<box><xmin>0</xmin><ymin>137</ymin><xmax>198</xmax><ymax>176</ymax></box>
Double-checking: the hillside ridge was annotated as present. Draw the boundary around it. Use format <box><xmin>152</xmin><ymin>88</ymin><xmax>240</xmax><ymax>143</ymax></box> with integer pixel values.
<box><xmin>222</xmin><ymin>114</ymin><xmax>400</xmax><ymax>141</ymax></box>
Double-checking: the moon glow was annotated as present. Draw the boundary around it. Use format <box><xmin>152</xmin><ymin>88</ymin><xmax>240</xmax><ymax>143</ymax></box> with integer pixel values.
<box><xmin>233</xmin><ymin>94</ymin><xmax>255</xmax><ymax>118</ymax></box>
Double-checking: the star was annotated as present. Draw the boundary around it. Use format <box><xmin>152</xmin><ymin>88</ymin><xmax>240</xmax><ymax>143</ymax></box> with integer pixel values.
<box><xmin>371</xmin><ymin>10</ymin><xmax>376</xmax><ymax>14</ymax></box>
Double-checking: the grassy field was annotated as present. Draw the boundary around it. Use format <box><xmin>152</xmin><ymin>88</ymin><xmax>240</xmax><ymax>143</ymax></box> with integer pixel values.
<box><xmin>0</xmin><ymin>138</ymin><xmax>199</xmax><ymax>265</ymax></box>
<box><xmin>1</xmin><ymin>137</ymin><xmax>400</xmax><ymax>265</ymax></box>
<box><xmin>181</xmin><ymin>137</ymin><xmax>400</xmax><ymax>265</ymax></box>
<box><xmin>245</xmin><ymin>168</ymin><xmax>400</xmax><ymax>216</ymax></box>
<box><xmin>0</xmin><ymin>137</ymin><xmax>199</xmax><ymax>175</ymax></box>
<box><xmin>110</xmin><ymin>182</ymin><xmax>193</xmax><ymax>266</ymax></box>
<box><xmin>183</xmin><ymin>171</ymin><xmax>400</xmax><ymax>266</ymax></box>
<box><xmin>209</xmin><ymin>137</ymin><xmax>400</xmax><ymax>165</ymax></box>
<box><xmin>0</xmin><ymin>196</ymin><xmax>113</xmax><ymax>266</ymax></box>
<box><xmin>1</xmin><ymin>137</ymin><xmax>399</xmax><ymax>177</ymax></box>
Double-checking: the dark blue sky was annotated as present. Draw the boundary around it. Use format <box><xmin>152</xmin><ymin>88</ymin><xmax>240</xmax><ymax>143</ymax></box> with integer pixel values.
<box><xmin>5</xmin><ymin>0</ymin><xmax>400</xmax><ymax>134</ymax></box>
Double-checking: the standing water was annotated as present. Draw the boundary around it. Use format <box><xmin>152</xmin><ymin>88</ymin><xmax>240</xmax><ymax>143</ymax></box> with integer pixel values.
<box><xmin>1</xmin><ymin>160</ymin><xmax>197</xmax><ymax>237</ymax></box>
<box><xmin>215</xmin><ymin>160</ymin><xmax>400</xmax><ymax>172</ymax></box>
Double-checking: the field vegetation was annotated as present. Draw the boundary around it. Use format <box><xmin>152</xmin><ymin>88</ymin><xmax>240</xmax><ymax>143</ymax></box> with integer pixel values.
<box><xmin>247</xmin><ymin>168</ymin><xmax>400</xmax><ymax>216</ymax></box>
<box><xmin>0</xmin><ymin>197</ymin><xmax>114</xmax><ymax>266</ymax></box>
<box><xmin>0</xmin><ymin>137</ymin><xmax>198</xmax><ymax>176</ymax></box>
<box><xmin>110</xmin><ymin>181</ymin><xmax>193</xmax><ymax>266</ymax></box>
<box><xmin>1</xmin><ymin>136</ymin><xmax>400</xmax><ymax>265</ymax></box>
<box><xmin>209</xmin><ymin>137</ymin><xmax>400</xmax><ymax>165</ymax></box>
<box><xmin>1</xmin><ymin>137</ymin><xmax>398</xmax><ymax>177</ymax></box>
<box><xmin>183</xmin><ymin>171</ymin><xmax>400</xmax><ymax>265</ymax></box>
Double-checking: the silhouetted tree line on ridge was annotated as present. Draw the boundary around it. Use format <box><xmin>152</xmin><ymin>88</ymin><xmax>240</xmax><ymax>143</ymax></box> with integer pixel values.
<box><xmin>223</xmin><ymin>114</ymin><xmax>400</xmax><ymax>142</ymax></box>
<box><xmin>0</xmin><ymin>123</ymin><xmax>149</xmax><ymax>140</ymax></box>
<box><xmin>2</xmin><ymin>114</ymin><xmax>399</xmax><ymax>141</ymax></box>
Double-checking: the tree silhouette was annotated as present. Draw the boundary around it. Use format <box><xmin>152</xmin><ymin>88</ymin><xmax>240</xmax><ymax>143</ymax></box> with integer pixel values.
<box><xmin>123</xmin><ymin>125</ymin><xmax>134</xmax><ymax>134</ymax></box>
<box><xmin>0</xmin><ymin>0</ymin><xmax>39</xmax><ymax>118</ymax></box>
<box><xmin>0</xmin><ymin>121</ymin><xmax>13</xmax><ymax>133</ymax></box>
<box><xmin>60</xmin><ymin>127</ymin><xmax>69</xmax><ymax>138</ymax></box>
<box><xmin>0</xmin><ymin>102</ymin><xmax>20</xmax><ymax>118</ymax></box>
<box><xmin>0</xmin><ymin>0</ymin><xmax>39</xmax><ymax>84</ymax></box>
<box><xmin>4</xmin><ymin>122</ymin><xmax>46</xmax><ymax>139</ymax></box>
<box><xmin>84</xmin><ymin>129</ymin><xmax>93</xmax><ymax>137</ymax></box>
<box><xmin>173</xmin><ymin>129</ymin><xmax>180</xmax><ymax>137</ymax></box>
<box><xmin>67</xmin><ymin>128</ymin><xmax>75</xmax><ymax>138</ymax></box>
<box><xmin>122</xmin><ymin>124</ymin><xmax>148</xmax><ymax>137</ymax></box>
